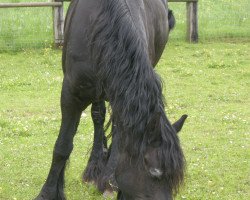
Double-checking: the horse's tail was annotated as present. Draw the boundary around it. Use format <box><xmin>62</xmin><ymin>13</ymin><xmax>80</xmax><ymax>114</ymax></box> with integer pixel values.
<box><xmin>168</xmin><ymin>9</ymin><xmax>176</xmax><ymax>31</ymax></box>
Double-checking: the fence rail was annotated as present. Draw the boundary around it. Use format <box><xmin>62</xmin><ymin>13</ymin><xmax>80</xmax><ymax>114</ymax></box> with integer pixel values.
<box><xmin>169</xmin><ymin>0</ymin><xmax>197</xmax><ymax>2</ymax></box>
<box><xmin>0</xmin><ymin>0</ymin><xmax>64</xmax><ymax>47</ymax></box>
<box><xmin>0</xmin><ymin>0</ymin><xmax>199</xmax><ymax>50</ymax></box>
<box><xmin>0</xmin><ymin>2</ymin><xmax>62</xmax><ymax>8</ymax></box>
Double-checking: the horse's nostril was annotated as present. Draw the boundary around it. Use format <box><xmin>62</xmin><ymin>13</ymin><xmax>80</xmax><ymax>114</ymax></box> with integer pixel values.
<box><xmin>149</xmin><ymin>168</ymin><xmax>163</xmax><ymax>178</ymax></box>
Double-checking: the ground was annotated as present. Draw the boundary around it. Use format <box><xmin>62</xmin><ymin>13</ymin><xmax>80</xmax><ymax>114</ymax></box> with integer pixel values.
<box><xmin>0</xmin><ymin>40</ymin><xmax>249</xmax><ymax>199</ymax></box>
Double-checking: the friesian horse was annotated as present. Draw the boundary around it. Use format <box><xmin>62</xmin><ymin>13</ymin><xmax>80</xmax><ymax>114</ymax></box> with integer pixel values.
<box><xmin>35</xmin><ymin>0</ymin><xmax>187</xmax><ymax>199</ymax></box>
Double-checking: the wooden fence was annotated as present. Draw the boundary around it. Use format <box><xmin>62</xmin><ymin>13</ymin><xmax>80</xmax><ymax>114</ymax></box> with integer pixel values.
<box><xmin>0</xmin><ymin>0</ymin><xmax>198</xmax><ymax>47</ymax></box>
<box><xmin>0</xmin><ymin>0</ymin><xmax>65</xmax><ymax>47</ymax></box>
<box><xmin>169</xmin><ymin>0</ymin><xmax>198</xmax><ymax>42</ymax></box>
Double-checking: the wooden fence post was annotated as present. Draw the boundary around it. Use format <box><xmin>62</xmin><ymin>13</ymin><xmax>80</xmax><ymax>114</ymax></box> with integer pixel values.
<box><xmin>186</xmin><ymin>1</ymin><xmax>198</xmax><ymax>42</ymax></box>
<box><xmin>52</xmin><ymin>0</ymin><xmax>64</xmax><ymax>47</ymax></box>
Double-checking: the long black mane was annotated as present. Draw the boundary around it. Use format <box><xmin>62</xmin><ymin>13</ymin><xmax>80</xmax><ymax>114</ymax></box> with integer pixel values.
<box><xmin>89</xmin><ymin>0</ymin><xmax>184</xmax><ymax>194</ymax></box>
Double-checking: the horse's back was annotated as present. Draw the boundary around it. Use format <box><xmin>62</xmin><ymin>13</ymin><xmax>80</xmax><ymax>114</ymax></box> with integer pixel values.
<box><xmin>125</xmin><ymin>0</ymin><xmax>168</xmax><ymax>64</ymax></box>
<box><xmin>62</xmin><ymin>0</ymin><xmax>168</xmax><ymax>100</ymax></box>
<box><xmin>64</xmin><ymin>0</ymin><xmax>168</xmax><ymax>66</ymax></box>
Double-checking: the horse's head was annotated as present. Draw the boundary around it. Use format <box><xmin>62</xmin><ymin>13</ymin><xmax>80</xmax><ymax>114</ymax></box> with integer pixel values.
<box><xmin>115</xmin><ymin>114</ymin><xmax>187</xmax><ymax>200</ymax></box>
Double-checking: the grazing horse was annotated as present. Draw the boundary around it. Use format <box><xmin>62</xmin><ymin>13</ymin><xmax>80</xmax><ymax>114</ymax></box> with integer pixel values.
<box><xmin>82</xmin><ymin>7</ymin><xmax>178</xmax><ymax>194</ymax></box>
<box><xmin>35</xmin><ymin>0</ymin><xmax>187</xmax><ymax>199</ymax></box>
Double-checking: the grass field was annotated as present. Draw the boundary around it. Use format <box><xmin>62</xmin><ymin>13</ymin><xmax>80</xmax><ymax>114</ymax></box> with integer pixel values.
<box><xmin>0</xmin><ymin>0</ymin><xmax>250</xmax><ymax>199</ymax></box>
<box><xmin>0</xmin><ymin>40</ymin><xmax>249</xmax><ymax>199</ymax></box>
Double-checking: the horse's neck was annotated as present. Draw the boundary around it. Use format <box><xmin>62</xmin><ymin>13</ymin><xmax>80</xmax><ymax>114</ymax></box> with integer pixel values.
<box><xmin>90</xmin><ymin>0</ymin><xmax>164</xmax><ymax>131</ymax></box>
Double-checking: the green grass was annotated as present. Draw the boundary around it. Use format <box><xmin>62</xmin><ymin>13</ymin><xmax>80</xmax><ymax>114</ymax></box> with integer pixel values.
<box><xmin>0</xmin><ymin>40</ymin><xmax>249</xmax><ymax>199</ymax></box>
<box><xmin>0</xmin><ymin>0</ymin><xmax>250</xmax><ymax>50</ymax></box>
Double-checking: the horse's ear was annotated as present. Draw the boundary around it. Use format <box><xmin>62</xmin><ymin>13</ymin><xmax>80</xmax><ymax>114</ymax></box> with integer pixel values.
<box><xmin>172</xmin><ymin>114</ymin><xmax>188</xmax><ymax>133</ymax></box>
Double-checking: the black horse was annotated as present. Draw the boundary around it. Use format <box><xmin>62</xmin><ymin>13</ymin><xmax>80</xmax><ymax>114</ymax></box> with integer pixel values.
<box><xmin>35</xmin><ymin>0</ymin><xmax>187</xmax><ymax>199</ymax></box>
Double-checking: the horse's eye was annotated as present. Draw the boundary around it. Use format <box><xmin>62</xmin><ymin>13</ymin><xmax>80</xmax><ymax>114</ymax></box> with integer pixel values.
<box><xmin>149</xmin><ymin>139</ymin><xmax>162</xmax><ymax>147</ymax></box>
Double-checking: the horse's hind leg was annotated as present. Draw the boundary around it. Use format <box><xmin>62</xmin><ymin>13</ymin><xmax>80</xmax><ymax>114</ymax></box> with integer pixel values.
<box><xmin>82</xmin><ymin>101</ymin><xmax>108</xmax><ymax>186</ymax></box>
<box><xmin>35</xmin><ymin>79</ymin><xmax>90</xmax><ymax>200</ymax></box>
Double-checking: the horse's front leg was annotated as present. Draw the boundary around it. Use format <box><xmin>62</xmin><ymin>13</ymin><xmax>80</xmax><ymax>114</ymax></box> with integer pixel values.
<box><xmin>97</xmin><ymin>121</ymin><xmax>119</xmax><ymax>193</ymax></box>
<box><xmin>82</xmin><ymin>101</ymin><xmax>108</xmax><ymax>186</ymax></box>
<box><xmin>117</xmin><ymin>190</ymin><xmax>125</xmax><ymax>200</ymax></box>
<box><xmin>35</xmin><ymin>79</ymin><xmax>90</xmax><ymax>200</ymax></box>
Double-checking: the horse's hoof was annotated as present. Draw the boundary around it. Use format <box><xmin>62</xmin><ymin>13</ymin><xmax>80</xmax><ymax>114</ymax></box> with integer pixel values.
<box><xmin>103</xmin><ymin>190</ymin><xmax>115</xmax><ymax>199</ymax></box>
<box><xmin>83</xmin><ymin>180</ymin><xmax>97</xmax><ymax>187</ymax></box>
<box><xmin>34</xmin><ymin>194</ymin><xmax>47</xmax><ymax>200</ymax></box>
<box><xmin>34</xmin><ymin>190</ymin><xmax>66</xmax><ymax>200</ymax></box>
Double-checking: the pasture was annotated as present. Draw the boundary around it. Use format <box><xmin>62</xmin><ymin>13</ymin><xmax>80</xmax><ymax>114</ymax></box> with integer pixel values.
<box><xmin>0</xmin><ymin>0</ymin><xmax>250</xmax><ymax>199</ymax></box>
<box><xmin>0</xmin><ymin>40</ymin><xmax>249</xmax><ymax>199</ymax></box>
